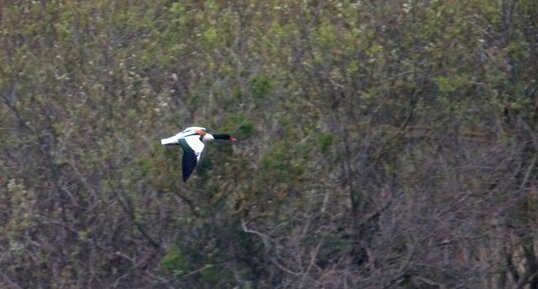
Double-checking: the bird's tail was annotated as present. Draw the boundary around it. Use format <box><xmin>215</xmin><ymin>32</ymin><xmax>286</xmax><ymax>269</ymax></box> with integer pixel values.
<box><xmin>160</xmin><ymin>136</ymin><xmax>178</xmax><ymax>145</ymax></box>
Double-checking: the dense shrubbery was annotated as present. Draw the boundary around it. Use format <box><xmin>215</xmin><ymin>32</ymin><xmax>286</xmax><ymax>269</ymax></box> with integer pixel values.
<box><xmin>1</xmin><ymin>0</ymin><xmax>536</xmax><ymax>288</ymax></box>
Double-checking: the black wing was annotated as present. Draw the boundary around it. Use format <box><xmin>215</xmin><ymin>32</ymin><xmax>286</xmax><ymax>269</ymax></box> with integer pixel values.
<box><xmin>178</xmin><ymin>139</ymin><xmax>198</xmax><ymax>182</ymax></box>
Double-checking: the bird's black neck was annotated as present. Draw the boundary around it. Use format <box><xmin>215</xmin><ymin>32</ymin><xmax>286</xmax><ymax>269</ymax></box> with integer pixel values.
<box><xmin>213</xmin><ymin>134</ymin><xmax>232</xmax><ymax>140</ymax></box>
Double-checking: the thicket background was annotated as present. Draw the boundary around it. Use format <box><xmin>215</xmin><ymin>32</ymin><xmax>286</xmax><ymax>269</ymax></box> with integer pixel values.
<box><xmin>1</xmin><ymin>0</ymin><xmax>537</xmax><ymax>288</ymax></box>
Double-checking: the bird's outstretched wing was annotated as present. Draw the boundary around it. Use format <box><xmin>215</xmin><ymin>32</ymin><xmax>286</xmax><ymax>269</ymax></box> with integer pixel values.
<box><xmin>178</xmin><ymin>135</ymin><xmax>205</xmax><ymax>182</ymax></box>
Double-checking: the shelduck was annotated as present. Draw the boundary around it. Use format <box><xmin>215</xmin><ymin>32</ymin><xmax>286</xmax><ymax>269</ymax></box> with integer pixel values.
<box><xmin>161</xmin><ymin>127</ymin><xmax>236</xmax><ymax>182</ymax></box>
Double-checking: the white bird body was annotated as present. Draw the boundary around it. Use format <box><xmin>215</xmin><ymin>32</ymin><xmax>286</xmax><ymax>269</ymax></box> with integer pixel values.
<box><xmin>160</xmin><ymin>127</ymin><xmax>207</xmax><ymax>145</ymax></box>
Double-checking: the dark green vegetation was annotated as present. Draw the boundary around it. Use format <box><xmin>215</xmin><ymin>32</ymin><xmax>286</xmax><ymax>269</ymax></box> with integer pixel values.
<box><xmin>1</xmin><ymin>1</ymin><xmax>537</xmax><ymax>288</ymax></box>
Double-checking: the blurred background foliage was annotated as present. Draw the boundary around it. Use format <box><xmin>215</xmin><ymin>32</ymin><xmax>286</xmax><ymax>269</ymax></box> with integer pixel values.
<box><xmin>1</xmin><ymin>0</ymin><xmax>537</xmax><ymax>288</ymax></box>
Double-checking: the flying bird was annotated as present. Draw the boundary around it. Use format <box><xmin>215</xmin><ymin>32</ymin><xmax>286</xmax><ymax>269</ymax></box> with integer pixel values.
<box><xmin>160</xmin><ymin>127</ymin><xmax>236</xmax><ymax>182</ymax></box>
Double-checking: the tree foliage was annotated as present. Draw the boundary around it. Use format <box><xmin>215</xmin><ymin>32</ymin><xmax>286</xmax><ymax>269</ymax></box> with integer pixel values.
<box><xmin>1</xmin><ymin>0</ymin><xmax>537</xmax><ymax>288</ymax></box>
